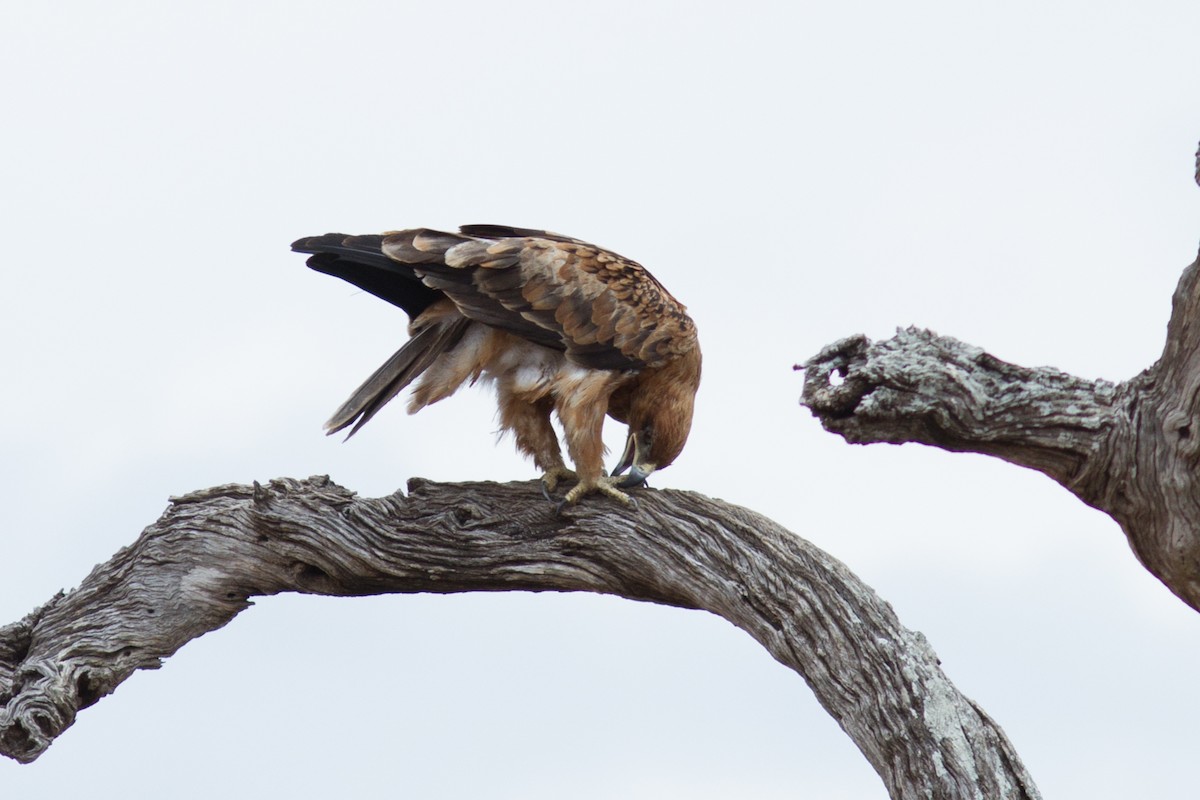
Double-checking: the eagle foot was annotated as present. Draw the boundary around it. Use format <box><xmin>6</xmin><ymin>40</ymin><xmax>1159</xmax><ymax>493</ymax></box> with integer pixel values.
<box><xmin>540</xmin><ymin>466</ymin><xmax>578</xmax><ymax>495</ymax></box>
<box><xmin>554</xmin><ymin>475</ymin><xmax>640</xmax><ymax>513</ymax></box>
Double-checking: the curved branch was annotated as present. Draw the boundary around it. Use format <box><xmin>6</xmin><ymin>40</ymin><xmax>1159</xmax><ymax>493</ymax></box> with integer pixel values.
<box><xmin>800</xmin><ymin>255</ymin><xmax>1200</xmax><ymax>612</ymax></box>
<box><xmin>0</xmin><ymin>477</ymin><xmax>1039</xmax><ymax>799</ymax></box>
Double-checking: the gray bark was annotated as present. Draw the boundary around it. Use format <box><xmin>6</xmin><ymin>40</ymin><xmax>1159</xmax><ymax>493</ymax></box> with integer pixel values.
<box><xmin>799</xmin><ymin>144</ymin><xmax>1200</xmax><ymax>613</ymax></box>
<box><xmin>0</xmin><ymin>477</ymin><xmax>1039</xmax><ymax>799</ymax></box>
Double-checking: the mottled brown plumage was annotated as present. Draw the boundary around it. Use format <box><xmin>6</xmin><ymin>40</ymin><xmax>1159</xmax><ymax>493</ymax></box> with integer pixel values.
<box><xmin>294</xmin><ymin>225</ymin><xmax>701</xmax><ymax>504</ymax></box>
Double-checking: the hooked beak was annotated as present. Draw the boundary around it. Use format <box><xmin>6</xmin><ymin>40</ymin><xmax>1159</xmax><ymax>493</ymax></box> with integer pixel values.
<box><xmin>611</xmin><ymin>432</ymin><xmax>656</xmax><ymax>489</ymax></box>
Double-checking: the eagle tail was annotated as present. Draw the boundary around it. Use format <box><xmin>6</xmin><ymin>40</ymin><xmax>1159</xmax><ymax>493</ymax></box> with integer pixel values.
<box><xmin>325</xmin><ymin>315</ymin><xmax>472</xmax><ymax>438</ymax></box>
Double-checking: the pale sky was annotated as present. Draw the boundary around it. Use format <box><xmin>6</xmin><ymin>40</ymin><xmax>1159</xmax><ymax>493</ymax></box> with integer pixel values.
<box><xmin>3</xmin><ymin>2</ymin><xmax>1200</xmax><ymax>798</ymax></box>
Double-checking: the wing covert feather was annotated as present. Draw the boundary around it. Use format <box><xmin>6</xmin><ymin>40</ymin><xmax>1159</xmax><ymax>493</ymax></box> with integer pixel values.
<box><xmin>381</xmin><ymin>228</ymin><xmax>697</xmax><ymax>371</ymax></box>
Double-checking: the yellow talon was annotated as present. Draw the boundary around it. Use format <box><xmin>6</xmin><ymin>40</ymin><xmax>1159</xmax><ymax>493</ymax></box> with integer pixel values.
<box><xmin>540</xmin><ymin>466</ymin><xmax>577</xmax><ymax>494</ymax></box>
<box><xmin>560</xmin><ymin>475</ymin><xmax>635</xmax><ymax>507</ymax></box>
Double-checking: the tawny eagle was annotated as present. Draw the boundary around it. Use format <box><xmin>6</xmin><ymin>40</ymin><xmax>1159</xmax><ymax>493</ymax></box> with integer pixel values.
<box><xmin>293</xmin><ymin>225</ymin><xmax>701</xmax><ymax>505</ymax></box>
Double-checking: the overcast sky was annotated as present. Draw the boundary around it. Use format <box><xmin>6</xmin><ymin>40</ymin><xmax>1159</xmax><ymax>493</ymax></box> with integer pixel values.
<box><xmin>3</xmin><ymin>2</ymin><xmax>1200</xmax><ymax>797</ymax></box>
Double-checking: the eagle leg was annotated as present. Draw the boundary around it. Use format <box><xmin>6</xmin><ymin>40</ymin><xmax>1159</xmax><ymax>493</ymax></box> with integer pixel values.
<box><xmin>553</xmin><ymin>374</ymin><xmax>636</xmax><ymax>507</ymax></box>
<box><xmin>497</xmin><ymin>389</ymin><xmax>579</xmax><ymax>496</ymax></box>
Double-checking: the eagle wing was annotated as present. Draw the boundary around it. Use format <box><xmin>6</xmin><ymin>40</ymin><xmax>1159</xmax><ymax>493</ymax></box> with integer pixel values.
<box><xmin>383</xmin><ymin>226</ymin><xmax>699</xmax><ymax>371</ymax></box>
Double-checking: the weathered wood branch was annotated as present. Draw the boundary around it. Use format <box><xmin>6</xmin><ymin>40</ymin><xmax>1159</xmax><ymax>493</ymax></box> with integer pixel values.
<box><xmin>800</xmin><ymin>250</ymin><xmax>1200</xmax><ymax>612</ymax></box>
<box><xmin>0</xmin><ymin>477</ymin><xmax>1039</xmax><ymax>799</ymax></box>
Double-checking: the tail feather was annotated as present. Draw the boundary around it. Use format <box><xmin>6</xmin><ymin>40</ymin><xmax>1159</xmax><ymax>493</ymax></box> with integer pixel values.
<box><xmin>326</xmin><ymin>315</ymin><xmax>472</xmax><ymax>438</ymax></box>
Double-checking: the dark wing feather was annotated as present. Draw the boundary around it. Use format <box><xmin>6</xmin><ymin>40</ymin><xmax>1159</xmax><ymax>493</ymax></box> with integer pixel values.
<box><xmin>292</xmin><ymin>234</ymin><xmax>442</xmax><ymax>320</ymax></box>
<box><xmin>297</xmin><ymin>226</ymin><xmax>698</xmax><ymax>373</ymax></box>
<box><xmin>457</xmin><ymin>224</ymin><xmax>591</xmax><ymax>246</ymax></box>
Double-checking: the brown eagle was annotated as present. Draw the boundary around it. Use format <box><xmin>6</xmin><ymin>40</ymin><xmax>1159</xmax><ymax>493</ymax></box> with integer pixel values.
<box><xmin>293</xmin><ymin>225</ymin><xmax>701</xmax><ymax>505</ymax></box>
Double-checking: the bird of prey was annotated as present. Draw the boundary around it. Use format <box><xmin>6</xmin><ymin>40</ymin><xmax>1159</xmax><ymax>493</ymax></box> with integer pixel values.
<box><xmin>293</xmin><ymin>225</ymin><xmax>701</xmax><ymax>506</ymax></box>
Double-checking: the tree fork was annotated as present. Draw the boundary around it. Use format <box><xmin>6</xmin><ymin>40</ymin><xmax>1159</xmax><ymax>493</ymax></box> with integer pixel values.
<box><xmin>800</xmin><ymin>144</ymin><xmax>1200</xmax><ymax>613</ymax></box>
<box><xmin>0</xmin><ymin>477</ymin><xmax>1038</xmax><ymax>799</ymax></box>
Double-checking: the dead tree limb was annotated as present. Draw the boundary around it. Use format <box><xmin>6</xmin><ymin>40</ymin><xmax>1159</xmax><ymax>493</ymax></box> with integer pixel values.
<box><xmin>801</xmin><ymin>147</ymin><xmax>1200</xmax><ymax>613</ymax></box>
<box><xmin>0</xmin><ymin>477</ymin><xmax>1039</xmax><ymax>799</ymax></box>
<box><xmin>800</xmin><ymin>259</ymin><xmax>1200</xmax><ymax>612</ymax></box>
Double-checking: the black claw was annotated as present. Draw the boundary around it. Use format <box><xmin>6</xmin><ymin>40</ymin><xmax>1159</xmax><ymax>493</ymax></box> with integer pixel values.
<box><xmin>540</xmin><ymin>480</ymin><xmax>555</xmax><ymax>504</ymax></box>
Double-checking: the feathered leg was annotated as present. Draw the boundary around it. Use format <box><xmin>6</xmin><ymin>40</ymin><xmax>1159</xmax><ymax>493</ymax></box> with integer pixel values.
<box><xmin>497</xmin><ymin>389</ymin><xmax>574</xmax><ymax>491</ymax></box>
<box><xmin>556</xmin><ymin>373</ymin><xmax>633</xmax><ymax>506</ymax></box>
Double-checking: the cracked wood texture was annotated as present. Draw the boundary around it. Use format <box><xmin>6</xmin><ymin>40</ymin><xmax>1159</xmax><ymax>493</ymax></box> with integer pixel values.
<box><xmin>0</xmin><ymin>477</ymin><xmax>1040</xmax><ymax>799</ymax></box>
<box><xmin>801</xmin><ymin>147</ymin><xmax>1200</xmax><ymax>611</ymax></box>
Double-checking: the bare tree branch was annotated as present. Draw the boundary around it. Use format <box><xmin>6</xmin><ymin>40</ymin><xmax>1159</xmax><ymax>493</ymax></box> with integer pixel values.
<box><xmin>800</xmin><ymin>165</ymin><xmax>1200</xmax><ymax>611</ymax></box>
<box><xmin>0</xmin><ymin>477</ymin><xmax>1038</xmax><ymax>799</ymax></box>
<box><xmin>799</xmin><ymin>329</ymin><xmax>1121</xmax><ymax>485</ymax></box>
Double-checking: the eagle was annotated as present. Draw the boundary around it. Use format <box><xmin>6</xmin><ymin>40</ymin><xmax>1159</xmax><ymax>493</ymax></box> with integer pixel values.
<box><xmin>293</xmin><ymin>225</ymin><xmax>701</xmax><ymax>506</ymax></box>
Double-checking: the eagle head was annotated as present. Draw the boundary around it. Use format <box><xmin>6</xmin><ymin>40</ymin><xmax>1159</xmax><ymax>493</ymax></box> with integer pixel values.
<box><xmin>611</xmin><ymin>349</ymin><xmax>701</xmax><ymax>488</ymax></box>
